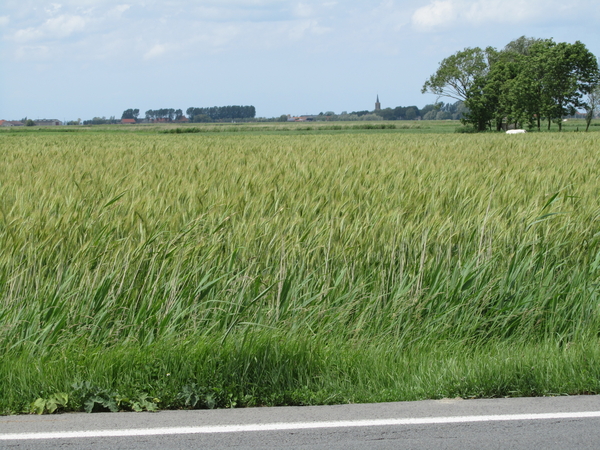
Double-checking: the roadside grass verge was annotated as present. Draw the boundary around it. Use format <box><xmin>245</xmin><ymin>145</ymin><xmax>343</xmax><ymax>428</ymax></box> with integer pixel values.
<box><xmin>3</xmin><ymin>338</ymin><xmax>600</xmax><ymax>415</ymax></box>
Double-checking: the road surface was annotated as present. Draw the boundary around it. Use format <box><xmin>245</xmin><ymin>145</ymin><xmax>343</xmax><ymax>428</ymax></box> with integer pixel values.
<box><xmin>2</xmin><ymin>396</ymin><xmax>599</xmax><ymax>449</ymax></box>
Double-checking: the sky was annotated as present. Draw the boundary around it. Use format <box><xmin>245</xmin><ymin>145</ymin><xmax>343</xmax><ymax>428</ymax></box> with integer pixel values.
<box><xmin>1</xmin><ymin>0</ymin><xmax>600</xmax><ymax>121</ymax></box>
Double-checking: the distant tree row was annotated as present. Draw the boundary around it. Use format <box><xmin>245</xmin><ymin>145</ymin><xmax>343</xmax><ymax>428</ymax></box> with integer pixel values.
<box><xmin>373</xmin><ymin>106</ymin><xmax>421</xmax><ymax>120</ymax></box>
<box><xmin>421</xmin><ymin>101</ymin><xmax>469</xmax><ymax>120</ymax></box>
<box><xmin>423</xmin><ymin>37</ymin><xmax>600</xmax><ymax>131</ymax></box>
<box><xmin>145</xmin><ymin>109</ymin><xmax>184</xmax><ymax>121</ymax></box>
<box><xmin>332</xmin><ymin>102</ymin><xmax>468</xmax><ymax>121</ymax></box>
<box><xmin>279</xmin><ymin>104</ymin><xmax>470</xmax><ymax>122</ymax></box>
<box><xmin>186</xmin><ymin>105</ymin><xmax>256</xmax><ymax>122</ymax></box>
<box><xmin>83</xmin><ymin>116</ymin><xmax>118</xmax><ymax>125</ymax></box>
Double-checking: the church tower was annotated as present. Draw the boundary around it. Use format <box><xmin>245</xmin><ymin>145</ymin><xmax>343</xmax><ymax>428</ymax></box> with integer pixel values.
<box><xmin>375</xmin><ymin>95</ymin><xmax>381</xmax><ymax>111</ymax></box>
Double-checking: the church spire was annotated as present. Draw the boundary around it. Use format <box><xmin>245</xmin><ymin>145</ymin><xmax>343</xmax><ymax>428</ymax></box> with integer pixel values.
<box><xmin>375</xmin><ymin>95</ymin><xmax>381</xmax><ymax>111</ymax></box>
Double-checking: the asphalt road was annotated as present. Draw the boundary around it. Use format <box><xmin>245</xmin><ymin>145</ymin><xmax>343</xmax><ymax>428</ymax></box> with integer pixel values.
<box><xmin>2</xmin><ymin>396</ymin><xmax>600</xmax><ymax>449</ymax></box>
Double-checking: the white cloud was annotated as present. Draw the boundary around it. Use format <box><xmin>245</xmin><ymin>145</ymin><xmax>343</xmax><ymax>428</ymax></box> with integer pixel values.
<box><xmin>13</xmin><ymin>14</ymin><xmax>86</xmax><ymax>42</ymax></box>
<box><xmin>411</xmin><ymin>0</ymin><xmax>583</xmax><ymax>31</ymax></box>
<box><xmin>45</xmin><ymin>14</ymin><xmax>86</xmax><ymax>35</ymax></box>
<box><xmin>411</xmin><ymin>0</ymin><xmax>456</xmax><ymax>30</ymax></box>
<box><xmin>293</xmin><ymin>3</ymin><xmax>314</xmax><ymax>18</ymax></box>
<box><xmin>108</xmin><ymin>4</ymin><xmax>131</xmax><ymax>18</ymax></box>
<box><xmin>144</xmin><ymin>43</ymin><xmax>167</xmax><ymax>59</ymax></box>
<box><xmin>4</xmin><ymin>0</ymin><xmax>595</xmax><ymax>66</ymax></box>
<box><xmin>14</xmin><ymin>45</ymin><xmax>51</xmax><ymax>60</ymax></box>
<box><xmin>45</xmin><ymin>3</ymin><xmax>63</xmax><ymax>16</ymax></box>
<box><xmin>192</xmin><ymin>6</ymin><xmax>237</xmax><ymax>21</ymax></box>
<box><xmin>464</xmin><ymin>0</ymin><xmax>542</xmax><ymax>24</ymax></box>
<box><xmin>284</xmin><ymin>19</ymin><xmax>330</xmax><ymax>40</ymax></box>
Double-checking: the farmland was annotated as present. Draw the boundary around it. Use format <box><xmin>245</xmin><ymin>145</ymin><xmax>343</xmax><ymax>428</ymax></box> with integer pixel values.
<box><xmin>1</xmin><ymin>124</ymin><xmax>600</xmax><ymax>414</ymax></box>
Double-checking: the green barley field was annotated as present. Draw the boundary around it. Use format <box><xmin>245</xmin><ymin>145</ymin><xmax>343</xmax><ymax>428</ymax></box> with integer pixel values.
<box><xmin>1</xmin><ymin>123</ymin><xmax>600</xmax><ymax>414</ymax></box>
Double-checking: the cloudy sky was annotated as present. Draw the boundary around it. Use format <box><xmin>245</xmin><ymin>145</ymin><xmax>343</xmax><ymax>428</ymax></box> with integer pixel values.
<box><xmin>1</xmin><ymin>0</ymin><xmax>599</xmax><ymax>120</ymax></box>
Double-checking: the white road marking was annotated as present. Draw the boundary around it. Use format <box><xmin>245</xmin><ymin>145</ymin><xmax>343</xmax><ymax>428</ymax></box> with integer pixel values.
<box><xmin>2</xmin><ymin>411</ymin><xmax>600</xmax><ymax>441</ymax></box>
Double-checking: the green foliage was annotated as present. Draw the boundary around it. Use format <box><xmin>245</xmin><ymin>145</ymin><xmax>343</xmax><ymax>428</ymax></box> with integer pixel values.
<box><xmin>71</xmin><ymin>382</ymin><xmax>159</xmax><ymax>413</ymax></box>
<box><xmin>72</xmin><ymin>382</ymin><xmax>119</xmax><ymax>413</ymax></box>
<box><xmin>121</xmin><ymin>109</ymin><xmax>140</xmax><ymax>120</ymax></box>
<box><xmin>454</xmin><ymin>125</ymin><xmax>478</xmax><ymax>133</ymax></box>
<box><xmin>187</xmin><ymin>105</ymin><xmax>256</xmax><ymax>122</ymax></box>
<box><xmin>120</xmin><ymin>394</ymin><xmax>160</xmax><ymax>412</ymax></box>
<box><xmin>426</xmin><ymin>37</ymin><xmax>600</xmax><ymax>132</ymax></box>
<box><xmin>176</xmin><ymin>383</ymin><xmax>249</xmax><ymax>409</ymax></box>
<box><xmin>422</xmin><ymin>47</ymin><xmax>494</xmax><ymax>101</ymax></box>
<box><xmin>30</xmin><ymin>393</ymin><xmax>68</xmax><ymax>414</ymax></box>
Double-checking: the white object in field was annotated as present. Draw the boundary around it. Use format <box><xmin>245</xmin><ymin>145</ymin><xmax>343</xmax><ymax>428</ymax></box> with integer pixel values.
<box><xmin>506</xmin><ymin>129</ymin><xmax>527</xmax><ymax>134</ymax></box>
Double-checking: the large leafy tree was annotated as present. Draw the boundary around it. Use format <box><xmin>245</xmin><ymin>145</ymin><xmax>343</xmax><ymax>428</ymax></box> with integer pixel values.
<box><xmin>422</xmin><ymin>47</ymin><xmax>496</xmax><ymax>102</ymax></box>
<box><xmin>544</xmin><ymin>41</ymin><xmax>599</xmax><ymax>130</ymax></box>
<box><xmin>424</xmin><ymin>38</ymin><xmax>600</xmax><ymax>132</ymax></box>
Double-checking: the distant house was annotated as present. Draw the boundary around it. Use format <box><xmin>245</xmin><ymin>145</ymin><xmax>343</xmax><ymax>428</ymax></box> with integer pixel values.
<box><xmin>175</xmin><ymin>116</ymin><xmax>189</xmax><ymax>123</ymax></box>
<box><xmin>0</xmin><ymin>120</ymin><xmax>24</xmax><ymax>127</ymax></box>
<box><xmin>121</xmin><ymin>119</ymin><xmax>136</xmax><ymax>124</ymax></box>
<box><xmin>34</xmin><ymin>119</ymin><xmax>62</xmax><ymax>126</ymax></box>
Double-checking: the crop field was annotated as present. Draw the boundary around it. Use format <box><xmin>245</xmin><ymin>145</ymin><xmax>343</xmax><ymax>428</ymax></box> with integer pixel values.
<box><xmin>1</xmin><ymin>125</ymin><xmax>600</xmax><ymax>414</ymax></box>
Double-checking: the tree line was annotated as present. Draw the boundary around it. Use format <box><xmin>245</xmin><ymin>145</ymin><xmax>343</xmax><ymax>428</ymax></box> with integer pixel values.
<box><xmin>186</xmin><ymin>106</ymin><xmax>256</xmax><ymax>122</ymax></box>
<box><xmin>144</xmin><ymin>109</ymin><xmax>185</xmax><ymax>121</ymax></box>
<box><xmin>119</xmin><ymin>106</ymin><xmax>256</xmax><ymax>122</ymax></box>
<box><xmin>372</xmin><ymin>102</ymin><xmax>468</xmax><ymax>121</ymax></box>
<box><xmin>422</xmin><ymin>36</ymin><xmax>600</xmax><ymax>131</ymax></box>
<box><xmin>303</xmin><ymin>103</ymin><xmax>467</xmax><ymax>122</ymax></box>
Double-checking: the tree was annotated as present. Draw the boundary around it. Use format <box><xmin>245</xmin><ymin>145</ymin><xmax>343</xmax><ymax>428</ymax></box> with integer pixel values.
<box><xmin>430</xmin><ymin>37</ymin><xmax>599</xmax><ymax>132</ymax></box>
<box><xmin>419</xmin><ymin>104</ymin><xmax>438</xmax><ymax>118</ymax></box>
<box><xmin>536</xmin><ymin>41</ymin><xmax>599</xmax><ymax>131</ymax></box>
<box><xmin>121</xmin><ymin>109</ymin><xmax>139</xmax><ymax>120</ymax></box>
<box><xmin>495</xmin><ymin>38</ymin><xmax>552</xmax><ymax>130</ymax></box>
<box><xmin>405</xmin><ymin>107</ymin><xmax>417</xmax><ymax>120</ymax></box>
<box><xmin>193</xmin><ymin>114</ymin><xmax>211</xmax><ymax>123</ymax></box>
<box><xmin>375</xmin><ymin>108</ymin><xmax>395</xmax><ymax>120</ymax></box>
<box><xmin>503</xmin><ymin>36</ymin><xmax>548</xmax><ymax>56</ymax></box>
<box><xmin>584</xmin><ymin>84</ymin><xmax>600</xmax><ymax>132</ymax></box>
<box><xmin>422</xmin><ymin>47</ymin><xmax>496</xmax><ymax>102</ymax></box>
<box><xmin>463</xmin><ymin>76</ymin><xmax>496</xmax><ymax>130</ymax></box>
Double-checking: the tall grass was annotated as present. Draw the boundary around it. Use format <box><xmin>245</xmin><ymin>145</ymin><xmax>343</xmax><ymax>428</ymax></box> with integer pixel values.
<box><xmin>1</xmin><ymin>131</ymin><xmax>599</xmax><ymax>413</ymax></box>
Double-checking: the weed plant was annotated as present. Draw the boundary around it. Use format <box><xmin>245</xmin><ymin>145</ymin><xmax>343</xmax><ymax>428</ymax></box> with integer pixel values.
<box><xmin>1</xmin><ymin>131</ymin><xmax>599</xmax><ymax>413</ymax></box>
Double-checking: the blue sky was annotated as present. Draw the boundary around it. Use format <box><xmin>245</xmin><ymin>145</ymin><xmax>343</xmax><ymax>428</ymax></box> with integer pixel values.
<box><xmin>1</xmin><ymin>0</ymin><xmax>599</xmax><ymax>120</ymax></box>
